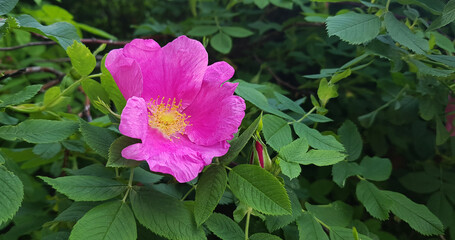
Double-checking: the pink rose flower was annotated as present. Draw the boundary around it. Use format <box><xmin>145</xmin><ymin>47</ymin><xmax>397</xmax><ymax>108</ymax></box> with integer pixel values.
<box><xmin>105</xmin><ymin>36</ymin><xmax>246</xmax><ymax>182</ymax></box>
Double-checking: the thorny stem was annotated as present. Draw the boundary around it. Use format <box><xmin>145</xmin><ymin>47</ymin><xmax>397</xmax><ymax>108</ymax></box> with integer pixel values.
<box><xmin>288</xmin><ymin>106</ymin><xmax>317</xmax><ymax>125</ymax></box>
<box><xmin>122</xmin><ymin>168</ymin><xmax>135</xmax><ymax>202</ymax></box>
<box><xmin>245</xmin><ymin>208</ymin><xmax>252</xmax><ymax>240</ymax></box>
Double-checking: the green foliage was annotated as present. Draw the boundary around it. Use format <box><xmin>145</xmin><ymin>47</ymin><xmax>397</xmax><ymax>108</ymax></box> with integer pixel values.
<box><xmin>384</xmin><ymin>12</ymin><xmax>429</xmax><ymax>54</ymax></box>
<box><xmin>0</xmin><ymin>0</ymin><xmax>18</xmax><ymax>15</ymax></box>
<box><xmin>205</xmin><ymin>213</ymin><xmax>244</xmax><ymax>240</ymax></box>
<box><xmin>40</xmin><ymin>176</ymin><xmax>127</xmax><ymax>201</ymax></box>
<box><xmin>326</xmin><ymin>12</ymin><xmax>380</xmax><ymax>44</ymax></box>
<box><xmin>338</xmin><ymin>120</ymin><xmax>362</xmax><ymax>161</ymax></box>
<box><xmin>0</xmin><ymin>120</ymin><xmax>78</xmax><ymax>143</ymax></box>
<box><xmin>229</xmin><ymin>164</ymin><xmax>291</xmax><ymax>215</ymax></box>
<box><xmin>79</xmin><ymin>119</ymin><xmax>117</xmax><ymax>159</ymax></box>
<box><xmin>262</xmin><ymin>114</ymin><xmax>292</xmax><ymax>151</ymax></box>
<box><xmin>0</xmin><ymin>166</ymin><xmax>23</xmax><ymax>225</ymax></box>
<box><xmin>297</xmin><ymin>212</ymin><xmax>329</xmax><ymax>240</ymax></box>
<box><xmin>69</xmin><ymin>201</ymin><xmax>137</xmax><ymax>240</ymax></box>
<box><xmin>106</xmin><ymin>136</ymin><xmax>140</xmax><ymax>168</ymax></box>
<box><xmin>194</xmin><ymin>165</ymin><xmax>227</xmax><ymax>226</ymax></box>
<box><xmin>0</xmin><ymin>85</ymin><xmax>42</xmax><ymax>108</ymax></box>
<box><xmin>66</xmin><ymin>41</ymin><xmax>96</xmax><ymax>77</ymax></box>
<box><xmin>130</xmin><ymin>188</ymin><xmax>206</xmax><ymax>240</ymax></box>
<box><xmin>356</xmin><ymin>180</ymin><xmax>392</xmax><ymax>220</ymax></box>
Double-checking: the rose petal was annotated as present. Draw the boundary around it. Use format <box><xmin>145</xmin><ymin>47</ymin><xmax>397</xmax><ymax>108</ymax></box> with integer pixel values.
<box><xmin>119</xmin><ymin>96</ymin><xmax>148</xmax><ymax>139</ymax></box>
<box><xmin>140</xmin><ymin>35</ymin><xmax>208</xmax><ymax>108</ymax></box>
<box><xmin>105</xmin><ymin>49</ymin><xmax>143</xmax><ymax>99</ymax></box>
<box><xmin>184</xmin><ymin>62</ymin><xmax>245</xmax><ymax>146</ymax></box>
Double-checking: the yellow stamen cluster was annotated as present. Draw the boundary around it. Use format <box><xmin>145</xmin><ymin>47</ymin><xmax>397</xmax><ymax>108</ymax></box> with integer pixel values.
<box><xmin>147</xmin><ymin>97</ymin><xmax>190</xmax><ymax>139</ymax></box>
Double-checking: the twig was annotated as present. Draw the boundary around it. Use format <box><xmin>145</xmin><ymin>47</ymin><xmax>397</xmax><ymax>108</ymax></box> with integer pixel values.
<box><xmin>0</xmin><ymin>38</ymin><xmax>130</xmax><ymax>51</ymax></box>
<box><xmin>0</xmin><ymin>66</ymin><xmax>65</xmax><ymax>81</ymax></box>
<box><xmin>253</xmin><ymin>54</ymin><xmax>298</xmax><ymax>91</ymax></box>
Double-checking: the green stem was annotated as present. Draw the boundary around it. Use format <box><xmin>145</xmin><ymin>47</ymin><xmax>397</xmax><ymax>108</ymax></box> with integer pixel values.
<box><xmin>87</xmin><ymin>73</ymin><xmax>102</xmax><ymax>79</ymax></box>
<box><xmin>289</xmin><ymin>106</ymin><xmax>317</xmax><ymax>124</ymax></box>
<box><xmin>181</xmin><ymin>185</ymin><xmax>196</xmax><ymax>201</ymax></box>
<box><xmin>245</xmin><ymin>208</ymin><xmax>252</xmax><ymax>240</ymax></box>
<box><xmin>122</xmin><ymin>168</ymin><xmax>135</xmax><ymax>202</ymax></box>
<box><xmin>385</xmin><ymin>0</ymin><xmax>391</xmax><ymax>11</ymax></box>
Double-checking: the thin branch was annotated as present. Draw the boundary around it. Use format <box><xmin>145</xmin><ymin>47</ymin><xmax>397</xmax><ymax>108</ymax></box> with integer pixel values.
<box><xmin>0</xmin><ymin>38</ymin><xmax>130</xmax><ymax>51</ymax></box>
<box><xmin>253</xmin><ymin>54</ymin><xmax>298</xmax><ymax>91</ymax></box>
<box><xmin>0</xmin><ymin>66</ymin><xmax>65</xmax><ymax>81</ymax></box>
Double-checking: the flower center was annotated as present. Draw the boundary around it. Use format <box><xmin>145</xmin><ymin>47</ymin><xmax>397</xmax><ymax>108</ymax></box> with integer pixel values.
<box><xmin>147</xmin><ymin>97</ymin><xmax>190</xmax><ymax>139</ymax></box>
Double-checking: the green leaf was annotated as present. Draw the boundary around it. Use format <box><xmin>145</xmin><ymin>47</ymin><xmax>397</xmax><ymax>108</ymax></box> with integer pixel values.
<box><xmin>62</xmin><ymin>140</ymin><xmax>85</xmax><ymax>153</ymax></box>
<box><xmin>265</xmin><ymin>188</ymin><xmax>303</xmax><ymax>232</ymax></box>
<box><xmin>0</xmin><ymin>119</ymin><xmax>78</xmax><ymax>143</ymax></box>
<box><xmin>222</xmin><ymin>26</ymin><xmax>254</xmax><ymax>38</ymax></box>
<box><xmin>330</xmin><ymin>68</ymin><xmax>352</xmax><ymax>84</ymax></box>
<box><xmin>436</xmin><ymin>116</ymin><xmax>450</xmax><ymax>145</ymax></box>
<box><xmin>305</xmin><ymin>201</ymin><xmax>353</xmax><ymax>227</ymax></box>
<box><xmin>229</xmin><ymin>164</ymin><xmax>291</xmax><ymax>215</ymax></box>
<box><xmin>338</xmin><ymin>120</ymin><xmax>362</xmax><ymax>161</ymax></box>
<box><xmin>76</xmin><ymin>23</ymin><xmax>117</xmax><ymax>40</ymax></box>
<box><xmin>40</xmin><ymin>175</ymin><xmax>127</xmax><ymax>201</ymax></box>
<box><xmin>32</xmin><ymin>142</ymin><xmax>62</xmax><ymax>159</ymax></box>
<box><xmin>54</xmin><ymin>201</ymin><xmax>99</xmax><ymax>222</ymax></box>
<box><xmin>329</xmin><ymin>227</ymin><xmax>372</xmax><ymax>240</ymax></box>
<box><xmin>0</xmin><ymin>167</ymin><xmax>24</xmax><ymax>225</ymax></box>
<box><xmin>107</xmin><ymin>136</ymin><xmax>140</xmax><ymax>168</ymax></box>
<box><xmin>205</xmin><ymin>213</ymin><xmax>244</xmax><ymax>240</ymax></box>
<box><xmin>294</xmin><ymin>123</ymin><xmax>345</xmax><ymax>151</ymax></box>
<box><xmin>101</xmin><ymin>55</ymin><xmax>126</xmax><ymax>112</ymax></box>
<box><xmin>409</xmin><ymin>58</ymin><xmax>454</xmax><ymax>77</ymax></box>
<box><xmin>356</xmin><ymin>180</ymin><xmax>392</xmax><ymax>220</ymax></box>
<box><xmin>235</xmin><ymin>83</ymin><xmax>293</xmax><ymax>120</ymax></box>
<box><xmin>427</xmin><ymin>191</ymin><xmax>453</xmax><ymax>227</ymax></box>
<box><xmin>66</xmin><ymin>41</ymin><xmax>96</xmax><ymax>77</ymax></box>
<box><xmin>274</xmin><ymin>92</ymin><xmax>305</xmax><ymax>114</ymax></box>
<box><xmin>220</xmin><ymin>116</ymin><xmax>260</xmax><ymax>165</ymax></box>
<box><xmin>210</xmin><ymin>32</ymin><xmax>232</xmax><ymax>54</ymax></box>
<box><xmin>69</xmin><ymin>201</ymin><xmax>136</xmax><ymax>240</ymax></box>
<box><xmin>254</xmin><ymin>0</ymin><xmax>269</xmax><ymax>9</ymax></box>
<box><xmin>16</xmin><ymin>14</ymin><xmax>80</xmax><ymax>49</ymax></box>
<box><xmin>426</xmin><ymin>54</ymin><xmax>455</xmax><ymax>68</ymax></box>
<box><xmin>250</xmin><ymin>233</ymin><xmax>282</xmax><ymax>240</ymax></box>
<box><xmin>0</xmin><ymin>0</ymin><xmax>18</xmax><ymax>15</ymax></box>
<box><xmin>279</xmin><ymin>138</ymin><xmax>309</xmax><ymax>161</ymax></box>
<box><xmin>399</xmin><ymin>172</ymin><xmax>440</xmax><ymax>193</ymax></box>
<box><xmin>188</xmin><ymin>26</ymin><xmax>219</xmax><ymax>37</ymax></box>
<box><xmin>384</xmin><ymin>191</ymin><xmax>444</xmax><ymax>236</ymax></box>
<box><xmin>359</xmin><ymin>156</ymin><xmax>392</xmax><ymax>181</ymax></box>
<box><xmin>279</xmin><ymin>159</ymin><xmax>301</xmax><ymax>180</ymax></box>
<box><xmin>332</xmin><ymin>161</ymin><xmax>361</xmax><ymax>187</ymax></box>
<box><xmin>317</xmin><ymin>78</ymin><xmax>338</xmax><ymax>105</ymax></box>
<box><xmin>0</xmin><ymin>84</ymin><xmax>42</xmax><ymax>108</ymax></box>
<box><xmin>296</xmin><ymin>212</ymin><xmax>329</xmax><ymax>240</ymax></box>
<box><xmin>270</xmin><ymin>0</ymin><xmax>293</xmax><ymax>9</ymax></box>
<box><xmin>262</xmin><ymin>114</ymin><xmax>293</xmax><ymax>151</ymax></box>
<box><xmin>79</xmin><ymin>119</ymin><xmax>117</xmax><ymax>159</ymax></box>
<box><xmin>292</xmin><ymin>149</ymin><xmax>346</xmax><ymax>166</ymax></box>
<box><xmin>81</xmin><ymin>78</ymin><xmax>111</xmax><ymax>113</ymax></box>
<box><xmin>428</xmin><ymin>0</ymin><xmax>455</xmax><ymax>30</ymax></box>
<box><xmin>194</xmin><ymin>165</ymin><xmax>227</xmax><ymax>226</ymax></box>
<box><xmin>130</xmin><ymin>188</ymin><xmax>206</xmax><ymax>240</ymax></box>
<box><xmin>326</xmin><ymin>12</ymin><xmax>380</xmax><ymax>44</ymax></box>
<box><xmin>384</xmin><ymin>12</ymin><xmax>429</xmax><ymax>54</ymax></box>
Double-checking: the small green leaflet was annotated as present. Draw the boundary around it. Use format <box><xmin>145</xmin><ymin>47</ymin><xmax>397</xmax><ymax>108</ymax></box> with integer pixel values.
<box><xmin>384</xmin><ymin>12</ymin><xmax>429</xmax><ymax>54</ymax></box>
<box><xmin>229</xmin><ymin>165</ymin><xmax>291</xmax><ymax>215</ymax></box>
<box><xmin>356</xmin><ymin>180</ymin><xmax>392</xmax><ymax>220</ymax></box>
<box><xmin>0</xmin><ymin>84</ymin><xmax>42</xmax><ymax>108</ymax></box>
<box><xmin>0</xmin><ymin>166</ymin><xmax>24</xmax><ymax>225</ymax></box>
<box><xmin>222</xmin><ymin>26</ymin><xmax>254</xmax><ymax>38</ymax></box>
<box><xmin>293</xmin><ymin>122</ymin><xmax>345</xmax><ymax>151</ymax></box>
<box><xmin>40</xmin><ymin>175</ymin><xmax>127</xmax><ymax>201</ymax></box>
<box><xmin>292</xmin><ymin>149</ymin><xmax>346</xmax><ymax>166</ymax></box>
<box><xmin>16</xmin><ymin>14</ymin><xmax>80</xmax><ymax>49</ymax></box>
<box><xmin>262</xmin><ymin>114</ymin><xmax>293</xmax><ymax>151</ymax></box>
<box><xmin>296</xmin><ymin>212</ymin><xmax>329</xmax><ymax>240</ymax></box>
<box><xmin>428</xmin><ymin>0</ymin><xmax>455</xmax><ymax>30</ymax></box>
<box><xmin>187</xmin><ymin>26</ymin><xmax>219</xmax><ymax>37</ymax></box>
<box><xmin>329</xmin><ymin>226</ymin><xmax>372</xmax><ymax>240</ymax></box>
<box><xmin>305</xmin><ymin>201</ymin><xmax>353</xmax><ymax>227</ymax></box>
<box><xmin>265</xmin><ymin>188</ymin><xmax>303</xmax><ymax>232</ymax></box>
<box><xmin>408</xmin><ymin>58</ymin><xmax>454</xmax><ymax>77</ymax></box>
<box><xmin>66</xmin><ymin>41</ymin><xmax>96</xmax><ymax>77</ymax></box>
<box><xmin>249</xmin><ymin>233</ymin><xmax>283</xmax><ymax>240</ymax></box>
<box><xmin>326</xmin><ymin>12</ymin><xmax>380</xmax><ymax>44</ymax></box>
<box><xmin>79</xmin><ymin>119</ymin><xmax>117</xmax><ymax>159</ymax></box>
<box><xmin>130</xmin><ymin>188</ymin><xmax>206</xmax><ymax>240</ymax></box>
<box><xmin>211</xmin><ymin>32</ymin><xmax>232</xmax><ymax>54</ymax></box>
<box><xmin>338</xmin><ymin>120</ymin><xmax>362</xmax><ymax>161</ymax></box>
<box><xmin>332</xmin><ymin>161</ymin><xmax>361</xmax><ymax>187</ymax></box>
<box><xmin>359</xmin><ymin>156</ymin><xmax>392</xmax><ymax>181</ymax></box>
<box><xmin>194</xmin><ymin>165</ymin><xmax>227</xmax><ymax>226</ymax></box>
<box><xmin>69</xmin><ymin>201</ymin><xmax>137</xmax><ymax>240</ymax></box>
<box><xmin>107</xmin><ymin>136</ymin><xmax>140</xmax><ymax>168</ymax></box>
<box><xmin>53</xmin><ymin>201</ymin><xmax>99</xmax><ymax>223</ymax></box>
<box><xmin>0</xmin><ymin>119</ymin><xmax>78</xmax><ymax>143</ymax></box>
<box><xmin>205</xmin><ymin>213</ymin><xmax>244</xmax><ymax>240</ymax></box>
<box><xmin>383</xmin><ymin>191</ymin><xmax>444</xmax><ymax>236</ymax></box>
